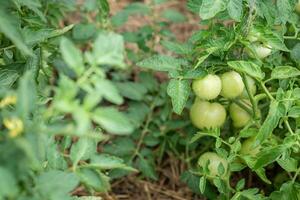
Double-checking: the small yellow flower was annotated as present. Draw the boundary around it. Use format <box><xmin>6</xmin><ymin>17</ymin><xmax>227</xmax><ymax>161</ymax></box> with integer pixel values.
<box><xmin>0</xmin><ymin>95</ymin><xmax>17</xmax><ymax>108</ymax></box>
<box><xmin>3</xmin><ymin>117</ymin><xmax>23</xmax><ymax>138</ymax></box>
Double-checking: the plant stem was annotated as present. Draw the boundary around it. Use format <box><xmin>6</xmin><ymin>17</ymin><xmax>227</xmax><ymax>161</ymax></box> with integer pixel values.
<box><xmin>242</xmin><ymin>74</ymin><xmax>258</xmax><ymax>119</ymax></box>
<box><xmin>292</xmin><ymin>167</ymin><xmax>300</xmax><ymax>182</ymax></box>
<box><xmin>259</xmin><ymin>81</ymin><xmax>274</xmax><ymax>101</ymax></box>
<box><xmin>232</xmin><ymin>99</ymin><xmax>253</xmax><ymax>115</ymax></box>
<box><xmin>130</xmin><ymin>100</ymin><xmax>156</xmax><ymax>162</ymax></box>
<box><xmin>284</xmin><ymin>119</ymin><xmax>295</xmax><ymax>135</ymax></box>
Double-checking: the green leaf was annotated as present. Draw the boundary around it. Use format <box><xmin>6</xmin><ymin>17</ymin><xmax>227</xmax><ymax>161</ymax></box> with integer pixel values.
<box><xmin>255</xmin><ymin>168</ymin><xmax>271</xmax><ymax>184</ymax></box>
<box><xmin>254</xmin><ymin>145</ymin><xmax>286</xmax><ymax>169</ymax></box>
<box><xmin>161</xmin><ymin>40</ymin><xmax>192</xmax><ymax>55</ymax></box>
<box><xmin>60</xmin><ymin>37</ymin><xmax>84</xmax><ymax>76</ymax></box>
<box><xmin>227</xmin><ymin>0</ymin><xmax>243</xmax><ymax>21</ymax></box>
<box><xmin>255</xmin><ymin>101</ymin><xmax>285</xmax><ymax>144</ymax></box>
<box><xmin>17</xmin><ymin>72</ymin><xmax>37</xmax><ymax>120</ymax></box>
<box><xmin>72</xmin><ymin>23</ymin><xmax>96</xmax><ymax>41</ymax></box>
<box><xmin>199</xmin><ymin>176</ymin><xmax>206</xmax><ymax>194</ymax></box>
<box><xmin>137</xmin><ymin>156</ymin><xmax>158</xmax><ymax>180</ymax></box>
<box><xmin>70</xmin><ymin>137</ymin><xmax>97</xmax><ymax>167</ymax></box>
<box><xmin>0</xmin><ymin>167</ymin><xmax>18</xmax><ymax>198</ymax></box>
<box><xmin>167</xmin><ymin>79</ymin><xmax>190</xmax><ymax>114</ymax></box>
<box><xmin>0</xmin><ymin>68</ymin><xmax>19</xmax><ymax>87</ymax></box>
<box><xmin>36</xmin><ymin>170</ymin><xmax>79</xmax><ymax>200</ymax></box>
<box><xmin>161</xmin><ymin>9</ymin><xmax>186</xmax><ymax>23</ymax></box>
<box><xmin>277</xmin><ymin>0</ymin><xmax>292</xmax><ymax>24</ymax></box>
<box><xmin>95</xmin><ymin>79</ymin><xmax>123</xmax><ymax>105</ymax></box>
<box><xmin>88</xmin><ymin>154</ymin><xmax>136</xmax><ymax>171</ymax></box>
<box><xmin>288</xmin><ymin>106</ymin><xmax>300</xmax><ymax>118</ymax></box>
<box><xmin>199</xmin><ymin>0</ymin><xmax>226</xmax><ymax>20</ymax></box>
<box><xmin>76</xmin><ymin>168</ymin><xmax>110</xmax><ymax>192</ymax></box>
<box><xmin>92</xmin><ymin>107</ymin><xmax>134</xmax><ymax>135</ymax></box>
<box><xmin>137</xmin><ymin>55</ymin><xmax>185</xmax><ymax>72</ymax></box>
<box><xmin>182</xmin><ymin>68</ymin><xmax>207</xmax><ymax>79</ymax></box>
<box><xmin>269</xmin><ymin>181</ymin><xmax>300</xmax><ymax>200</ymax></box>
<box><xmin>271</xmin><ymin>66</ymin><xmax>300</xmax><ymax>79</ymax></box>
<box><xmin>115</xmin><ymin>82</ymin><xmax>147</xmax><ymax>101</ymax></box>
<box><xmin>291</xmin><ymin>43</ymin><xmax>300</xmax><ymax>63</ymax></box>
<box><xmin>263</xmin><ymin>33</ymin><xmax>289</xmax><ymax>52</ymax></box>
<box><xmin>24</xmin><ymin>25</ymin><xmax>74</xmax><ymax>46</ymax></box>
<box><xmin>277</xmin><ymin>156</ymin><xmax>298</xmax><ymax>172</ymax></box>
<box><xmin>93</xmin><ymin>32</ymin><xmax>125</xmax><ymax>68</ymax></box>
<box><xmin>0</xmin><ymin>7</ymin><xmax>32</xmax><ymax>55</ymax></box>
<box><xmin>228</xmin><ymin>61</ymin><xmax>264</xmax><ymax>80</ymax></box>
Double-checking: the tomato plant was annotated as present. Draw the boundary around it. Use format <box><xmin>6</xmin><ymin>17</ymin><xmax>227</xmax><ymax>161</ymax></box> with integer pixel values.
<box><xmin>138</xmin><ymin>0</ymin><xmax>300</xmax><ymax>199</ymax></box>
<box><xmin>1</xmin><ymin>0</ymin><xmax>300</xmax><ymax>199</ymax></box>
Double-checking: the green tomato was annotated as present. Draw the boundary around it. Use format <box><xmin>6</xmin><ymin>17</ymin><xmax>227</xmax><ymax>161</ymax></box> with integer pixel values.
<box><xmin>192</xmin><ymin>74</ymin><xmax>222</xmax><ymax>100</ymax></box>
<box><xmin>296</xmin><ymin>1</ymin><xmax>300</xmax><ymax>14</ymax></box>
<box><xmin>198</xmin><ymin>152</ymin><xmax>228</xmax><ymax>177</ymax></box>
<box><xmin>240</xmin><ymin>137</ymin><xmax>261</xmax><ymax>156</ymax></box>
<box><xmin>254</xmin><ymin>44</ymin><xmax>272</xmax><ymax>59</ymax></box>
<box><xmin>190</xmin><ymin>100</ymin><xmax>226</xmax><ymax>129</ymax></box>
<box><xmin>241</xmin><ymin>76</ymin><xmax>257</xmax><ymax>98</ymax></box>
<box><xmin>220</xmin><ymin>71</ymin><xmax>244</xmax><ymax>99</ymax></box>
<box><xmin>247</xmin><ymin>28</ymin><xmax>261</xmax><ymax>42</ymax></box>
<box><xmin>229</xmin><ymin>101</ymin><xmax>251</xmax><ymax>128</ymax></box>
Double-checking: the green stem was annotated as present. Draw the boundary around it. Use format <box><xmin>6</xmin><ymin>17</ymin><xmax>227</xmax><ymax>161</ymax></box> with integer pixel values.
<box><xmin>232</xmin><ymin>99</ymin><xmax>253</xmax><ymax>115</ymax></box>
<box><xmin>259</xmin><ymin>81</ymin><xmax>274</xmax><ymax>100</ymax></box>
<box><xmin>284</xmin><ymin>119</ymin><xmax>295</xmax><ymax>135</ymax></box>
<box><xmin>292</xmin><ymin>167</ymin><xmax>300</xmax><ymax>182</ymax></box>
<box><xmin>242</xmin><ymin>74</ymin><xmax>258</xmax><ymax>119</ymax></box>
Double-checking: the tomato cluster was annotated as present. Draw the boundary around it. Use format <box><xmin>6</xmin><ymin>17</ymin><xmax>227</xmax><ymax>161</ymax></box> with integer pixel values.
<box><xmin>190</xmin><ymin>71</ymin><xmax>258</xmax><ymax>130</ymax></box>
<box><xmin>191</xmin><ymin>72</ymin><xmax>261</xmax><ymax>177</ymax></box>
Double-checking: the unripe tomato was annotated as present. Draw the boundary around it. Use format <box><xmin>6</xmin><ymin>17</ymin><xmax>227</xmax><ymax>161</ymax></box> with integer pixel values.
<box><xmin>229</xmin><ymin>101</ymin><xmax>251</xmax><ymax>128</ymax></box>
<box><xmin>220</xmin><ymin>71</ymin><xmax>244</xmax><ymax>99</ymax></box>
<box><xmin>254</xmin><ymin>44</ymin><xmax>272</xmax><ymax>59</ymax></box>
<box><xmin>198</xmin><ymin>152</ymin><xmax>228</xmax><ymax>177</ymax></box>
<box><xmin>240</xmin><ymin>137</ymin><xmax>261</xmax><ymax>156</ymax></box>
<box><xmin>241</xmin><ymin>76</ymin><xmax>257</xmax><ymax>99</ymax></box>
<box><xmin>192</xmin><ymin>74</ymin><xmax>222</xmax><ymax>100</ymax></box>
<box><xmin>295</xmin><ymin>1</ymin><xmax>300</xmax><ymax>14</ymax></box>
<box><xmin>190</xmin><ymin>100</ymin><xmax>226</xmax><ymax>129</ymax></box>
<box><xmin>247</xmin><ymin>29</ymin><xmax>261</xmax><ymax>42</ymax></box>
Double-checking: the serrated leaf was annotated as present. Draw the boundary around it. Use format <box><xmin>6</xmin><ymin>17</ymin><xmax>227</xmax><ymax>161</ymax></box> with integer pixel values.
<box><xmin>76</xmin><ymin>168</ymin><xmax>110</xmax><ymax>192</ymax></box>
<box><xmin>137</xmin><ymin>55</ymin><xmax>184</xmax><ymax>72</ymax></box>
<box><xmin>36</xmin><ymin>170</ymin><xmax>79</xmax><ymax>200</ymax></box>
<box><xmin>95</xmin><ymin>79</ymin><xmax>123</xmax><ymax>105</ymax></box>
<box><xmin>228</xmin><ymin>61</ymin><xmax>264</xmax><ymax>80</ymax></box>
<box><xmin>92</xmin><ymin>107</ymin><xmax>134</xmax><ymax>135</ymax></box>
<box><xmin>227</xmin><ymin>0</ymin><xmax>243</xmax><ymax>21</ymax></box>
<box><xmin>255</xmin><ymin>101</ymin><xmax>285</xmax><ymax>144</ymax></box>
<box><xmin>161</xmin><ymin>40</ymin><xmax>192</xmax><ymax>55</ymax></box>
<box><xmin>167</xmin><ymin>79</ymin><xmax>190</xmax><ymax>114</ymax></box>
<box><xmin>199</xmin><ymin>0</ymin><xmax>226</xmax><ymax>20</ymax></box>
<box><xmin>60</xmin><ymin>37</ymin><xmax>84</xmax><ymax>76</ymax></box>
<box><xmin>271</xmin><ymin>66</ymin><xmax>300</xmax><ymax>79</ymax></box>
<box><xmin>70</xmin><ymin>137</ymin><xmax>97</xmax><ymax>168</ymax></box>
<box><xmin>254</xmin><ymin>145</ymin><xmax>286</xmax><ymax>169</ymax></box>
<box><xmin>88</xmin><ymin>154</ymin><xmax>136</xmax><ymax>171</ymax></box>
<box><xmin>277</xmin><ymin>156</ymin><xmax>298</xmax><ymax>172</ymax></box>
<box><xmin>0</xmin><ymin>7</ymin><xmax>32</xmax><ymax>55</ymax></box>
<box><xmin>94</xmin><ymin>32</ymin><xmax>125</xmax><ymax>68</ymax></box>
